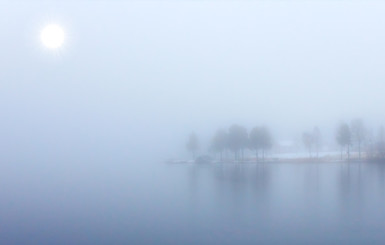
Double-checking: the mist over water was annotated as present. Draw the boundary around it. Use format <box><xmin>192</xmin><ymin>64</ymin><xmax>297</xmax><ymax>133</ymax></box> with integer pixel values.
<box><xmin>1</xmin><ymin>160</ymin><xmax>385</xmax><ymax>244</ymax></box>
<box><xmin>2</xmin><ymin>1</ymin><xmax>385</xmax><ymax>244</ymax></box>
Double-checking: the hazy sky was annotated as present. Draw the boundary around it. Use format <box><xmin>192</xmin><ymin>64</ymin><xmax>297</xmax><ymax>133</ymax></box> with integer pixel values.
<box><xmin>1</xmin><ymin>1</ymin><xmax>385</xmax><ymax>159</ymax></box>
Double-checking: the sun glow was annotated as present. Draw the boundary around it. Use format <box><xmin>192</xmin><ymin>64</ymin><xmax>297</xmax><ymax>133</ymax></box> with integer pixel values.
<box><xmin>40</xmin><ymin>24</ymin><xmax>65</xmax><ymax>49</ymax></box>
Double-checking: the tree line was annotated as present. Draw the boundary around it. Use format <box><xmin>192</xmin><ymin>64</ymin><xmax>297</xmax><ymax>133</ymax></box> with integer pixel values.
<box><xmin>185</xmin><ymin>119</ymin><xmax>385</xmax><ymax>163</ymax></box>
<box><xmin>334</xmin><ymin>119</ymin><xmax>385</xmax><ymax>161</ymax></box>
<box><xmin>186</xmin><ymin>124</ymin><xmax>272</xmax><ymax>162</ymax></box>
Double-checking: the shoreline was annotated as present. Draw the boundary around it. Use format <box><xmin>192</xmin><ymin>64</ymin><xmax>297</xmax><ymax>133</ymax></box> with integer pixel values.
<box><xmin>166</xmin><ymin>158</ymin><xmax>385</xmax><ymax>164</ymax></box>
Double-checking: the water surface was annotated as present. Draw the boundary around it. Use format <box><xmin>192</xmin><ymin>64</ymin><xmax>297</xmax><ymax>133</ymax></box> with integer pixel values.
<box><xmin>1</xmin><ymin>161</ymin><xmax>385</xmax><ymax>244</ymax></box>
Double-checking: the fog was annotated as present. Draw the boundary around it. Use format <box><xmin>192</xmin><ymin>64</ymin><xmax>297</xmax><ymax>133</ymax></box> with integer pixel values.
<box><xmin>1</xmin><ymin>1</ymin><xmax>385</xmax><ymax>244</ymax></box>
<box><xmin>2</xmin><ymin>1</ymin><xmax>385</xmax><ymax>160</ymax></box>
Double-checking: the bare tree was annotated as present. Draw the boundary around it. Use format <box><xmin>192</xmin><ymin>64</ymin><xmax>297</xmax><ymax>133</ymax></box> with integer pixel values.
<box><xmin>313</xmin><ymin>127</ymin><xmax>321</xmax><ymax>158</ymax></box>
<box><xmin>336</xmin><ymin>123</ymin><xmax>351</xmax><ymax>160</ymax></box>
<box><xmin>377</xmin><ymin>126</ymin><xmax>385</xmax><ymax>160</ymax></box>
<box><xmin>186</xmin><ymin>132</ymin><xmax>199</xmax><ymax>160</ymax></box>
<box><xmin>249</xmin><ymin>127</ymin><xmax>262</xmax><ymax>162</ymax></box>
<box><xmin>366</xmin><ymin>128</ymin><xmax>375</xmax><ymax>160</ymax></box>
<box><xmin>210</xmin><ymin>129</ymin><xmax>228</xmax><ymax>162</ymax></box>
<box><xmin>228</xmin><ymin>124</ymin><xmax>248</xmax><ymax>161</ymax></box>
<box><xmin>351</xmin><ymin>119</ymin><xmax>366</xmax><ymax>160</ymax></box>
<box><xmin>259</xmin><ymin>127</ymin><xmax>273</xmax><ymax>161</ymax></box>
<box><xmin>302</xmin><ymin>132</ymin><xmax>313</xmax><ymax>158</ymax></box>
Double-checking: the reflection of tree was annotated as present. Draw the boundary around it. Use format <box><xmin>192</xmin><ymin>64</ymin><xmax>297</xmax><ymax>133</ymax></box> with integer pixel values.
<box><xmin>336</xmin><ymin>163</ymin><xmax>385</xmax><ymax>214</ymax></box>
<box><xmin>186</xmin><ymin>163</ymin><xmax>273</xmax><ymax>207</ymax></box>
<box><xmin>187</xmin><ymin>164</ymin><xmax>204</xmax><ymax>207</ymax></box>
<box><xmin>211</xmin><ymin>164</ymin><xmax>272</xmax><ymax>201</ymax></box>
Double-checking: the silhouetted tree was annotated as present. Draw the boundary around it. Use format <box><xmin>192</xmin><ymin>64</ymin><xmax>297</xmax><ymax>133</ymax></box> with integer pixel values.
<box><xmin>186</xmin><ymin>133</ymin><xmax>199</xmax><ymax>159</ymax></box>
<box><xmin>366</xmin><ymin>128</ymin><xmax>375</xmax><ymax>159</ymax></box>
<box><xmin>351</xmin><ymin>119</ymin><xmax>366</xmax><ymax>160</ymax></box>
<box><xmin>302</xmin><ymin>127</ymin><xmax>321</xmax><ymax>158</ymax></box>
<box><xmin>228</xmin><ymin>124</ymin><xmax>248</xmax><ymax>161</ymax></box>
<box><xmin>377</xmin><ymin>126</ymin><xmax>385</xmax><ymax>160</ymax></box>
<box><xmin>313</xmin><ymin>127</ymin><xmax>321</xmax><ymax>158</ymax></box>
<box><xmin>259</xmin><ymin>127</ymin><xmax>273</xmax><ymax>161</ymax></box>
<box><xmin>302</xmin><ymin>132</ymin><xmax>313</xmax><ymax>158</ymax></box>
<box><xmin>336</xmin><ymin>123</ymin><xmax>351</xmax><ymax>160</ymax></box>
<box><xmin>210</xmin><ymin>129</ymin><xmax>228</xmax><ymax>162</ymax></box>
<box><xmin>249</xmin><ymin>127</ymin><xmax>262</xmax><ymax>162</ymax></box>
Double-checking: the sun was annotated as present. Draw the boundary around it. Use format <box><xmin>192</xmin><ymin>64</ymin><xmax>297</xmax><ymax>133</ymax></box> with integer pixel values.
<box><xmin>40</xmin><ymin>24</ymin><xmax>65</xmax><ymax>49</ymax></box>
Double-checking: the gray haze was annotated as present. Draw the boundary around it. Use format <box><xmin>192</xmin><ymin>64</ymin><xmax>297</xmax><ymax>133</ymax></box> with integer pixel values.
<box><xmin>1</xmin><ymin>1</ymin><xmax>385</xmax><ymax>244</ymax></box>
<box><xmin>2</xmin><ymin>1</ymin><xmax>385</xmax><ymax>160</ymax></box>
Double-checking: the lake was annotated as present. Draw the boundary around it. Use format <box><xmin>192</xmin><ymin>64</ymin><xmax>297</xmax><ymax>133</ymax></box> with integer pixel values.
<box><xmin>1</xmin><ymin>161</ymin><xmax>385</xmax><ymax>244</ymax></box>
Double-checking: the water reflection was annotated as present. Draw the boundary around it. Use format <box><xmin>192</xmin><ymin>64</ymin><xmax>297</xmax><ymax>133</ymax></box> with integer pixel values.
<box><xmin>180</xmin><ymin>162</ymin><xmax>385</xmax><ymax>244</ymax></box>
<box><xmin>2</xmin><ymin>162</ymin><xmax>385</xmax><ymax>244</ymax></box>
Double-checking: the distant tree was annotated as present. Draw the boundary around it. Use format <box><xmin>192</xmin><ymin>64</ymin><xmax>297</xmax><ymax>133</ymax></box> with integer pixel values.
<box><xmin>366</xmin><ymin>128</ymin><xmax>375</xmax><ymax>159</ymax></box>
<box><xmin>377</xmin><ymin>126</ymin><xmax>385</xmax><ymax>160</ymax></box>
<box><xmin>313</xmin><ymin>127</ymin><xmax>321</xmax><ymax>158</ymax></box>
<box><xmin>186</xmin><ymin>133</ymin><xmax>199</xmax><ymax>159</ymax></box>
<box><xmin>210</xmin><ymin>129</ymin><xmax>228</xmax><ymax>162</ymax></box>
<box><xmin>336</xmin><ymin>123</ymin><xmax>351</xmax><ymax>160</ymax></box>
<box><xmin>351</xmin><ymin>119</ymin><xmax>366</xmax><ymax>160</ymax></box>
<box><xmin>228</xmin><ymin>124</ymin><xmax>248</xmax><ymax>161</ymax></box>
<box><xmin>302</xmin><ymin>132</ymin><xmax>313</xmax><ymax>158</ymax></box>
<box><xmin>249</xmin><ymin>127</ymin><xmax>262</xmax><ymax>162</ymax></box>
<box><xmin>259</xmin><ymin>127</ymin><xmax>273</xmax><ymax>161</ymax></box>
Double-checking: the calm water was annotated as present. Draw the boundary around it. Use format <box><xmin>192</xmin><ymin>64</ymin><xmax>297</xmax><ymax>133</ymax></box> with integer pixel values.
<box><xmin>1</xmin><ymin>161</ymin><xmax>385</xmax><ymax>244</ymax></box>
